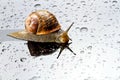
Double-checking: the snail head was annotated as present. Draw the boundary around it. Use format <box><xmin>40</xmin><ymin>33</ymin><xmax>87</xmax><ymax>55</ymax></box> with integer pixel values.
<box><xmin>56</xmin><ymin>22</ymin><xmax>74</xmax><ymax>43</ymax></box>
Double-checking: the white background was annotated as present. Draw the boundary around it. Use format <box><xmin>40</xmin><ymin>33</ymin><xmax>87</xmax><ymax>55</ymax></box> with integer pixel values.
<box><xmin>0</xmin><ymin>0</ymin><xmax>120</xmax><ymax>80</ymax></box>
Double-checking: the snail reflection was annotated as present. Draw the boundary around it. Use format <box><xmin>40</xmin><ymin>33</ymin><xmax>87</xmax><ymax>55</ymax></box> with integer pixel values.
<box><xmin>27</xmin><ymin>41</ymin><xmax>76</xmax><ymax>59</ymax></box>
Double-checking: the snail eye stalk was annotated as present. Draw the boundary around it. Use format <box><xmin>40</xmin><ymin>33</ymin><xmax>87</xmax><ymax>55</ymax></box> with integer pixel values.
<box><xmin>65</xmin><ymin>22</ymin><xmax>74</xmax><ymax>33</ymax></box>
<box><xmin>57</xmin><ymin>43</ymin><xmax>76</xmax><ymax>59</ymax></box>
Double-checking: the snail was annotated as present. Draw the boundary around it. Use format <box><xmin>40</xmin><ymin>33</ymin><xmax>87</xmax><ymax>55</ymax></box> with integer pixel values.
<box><xmin>8</xmin><ymin>10</ymin><xmax>76</xmax><ymax>58</ymax></box>
<box><xmin>8</xmin><ymin>10</ymin><xmax>74</xmax><ymax>43</ymax></box>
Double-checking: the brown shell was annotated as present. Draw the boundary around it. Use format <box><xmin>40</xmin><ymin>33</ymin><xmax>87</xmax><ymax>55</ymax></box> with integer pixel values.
<box><xmin>25</xmin><ymin>10</ymin><xmax>61</xmax><ymax>35</ymax></box>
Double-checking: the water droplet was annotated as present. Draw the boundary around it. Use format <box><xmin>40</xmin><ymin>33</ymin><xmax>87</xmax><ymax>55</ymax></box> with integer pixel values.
<box><xmin>23</xmin><ymin>68</ymin><xmax>27</xmax><ymax>71</ymax></box>
<box><xmin>16</xmin><ymin>78</ymin><xmax>19</xmax><ymax>80</ymax></box>
<box><xmin>80</xmin><ymin>27</ymin><xmax>88</xmax><ymax>32</ymax></box>
<box><xmin>50</xmin><ymin>64</ymin><xmax>54</xmax><ymax>69</ymax></box>
<box><xmin>117</xmin><ymin>41</ymin><xmax>120</xmax><ymax>44</ymax></box>
<box><xmin>2</xmin><ymin>49</ymin><xmax>6</xmax><ymax>52</ymax></box>
<box><xmin>20</xmin><ymin>58</ymin><xmax>27</xmax><ymax>62</ymax></box>
<box><xmin>81</xmin><ymin>1</ymin><xmax>86</xmax><ymax>4</ymax></box>
<box><xmin>83</xmin><ymin>15</ymin><xmax>87</xmax><ymax>17</ymax></box>
<box><xmin>112</xmin><ymin>0</ymin><xmax>117</xmax><ymax>3</ymax></box>
<box><xmin>66</xmin><ymin>3</ymin><xmax>71</xmax><ymax>5</ymax></box>
<box><xmin>87</xmin><ymin>46</ymin><xmax>92</xmax><ymax>50</ymax></box>
<box><xmin>80</xmin><ymin>50</ymin><xmax>84</xmax><ymax>54</ymax></box>
<box><xmin>88</xmin><ymin>52</ymin><xmax>91</xmax><ymax>54</ymax></box>
<box><xmin>34</xmin><ymin>4</ymin><xmax>41</xmax><ymax>7</ymax></box>
<box><xmin>104</xmin><ymin>1</ymin><xmax>108</xmax><ymax>3</ymax></box>
<box><xmin>29</xmin><ymin>76</ymin><xmax>40</xmax><ymax>80</ymax></box>
<box><xmin>52</xmin><ymin>5</ymin><xmax>57</xmax><ymax>7</ymax></box>
<box><xmin>40</xmin><ymin>58</ymin><xmax>43</xmax><ymax>60</ymax></box>
<box><xmin>3</xmin><ymin>7</ymin><xmax>6</xmax><ymax>9</ymax></box>
<box><xmin>75</xmin><ymin>27</ymin><xmax>80</xmax><ymax>30</ymax></box>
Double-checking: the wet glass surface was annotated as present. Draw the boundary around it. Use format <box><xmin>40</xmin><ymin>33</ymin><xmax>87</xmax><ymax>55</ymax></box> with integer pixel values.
<box><xmin>0</xmin><ymin>0</ymin><xmax>120</xmax><ymax>80</ymax></box>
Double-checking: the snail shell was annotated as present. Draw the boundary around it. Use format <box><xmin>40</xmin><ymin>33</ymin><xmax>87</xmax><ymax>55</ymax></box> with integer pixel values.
<box><xmin>8</xmin><ymin>10</ymin><xmax>74</xmax><ymax>43</ymax></box>
<box><xmin>25</xmin><ymin>10</ymin><xmax>61</xmax><ymax>35</ymax></box>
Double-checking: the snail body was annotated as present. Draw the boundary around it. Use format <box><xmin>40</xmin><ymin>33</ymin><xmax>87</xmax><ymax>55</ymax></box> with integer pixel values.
<box><xmin>8</xmin><ymin>10</ymin><xmax>74</xmax><ymax>43</ymax></box>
